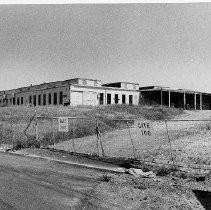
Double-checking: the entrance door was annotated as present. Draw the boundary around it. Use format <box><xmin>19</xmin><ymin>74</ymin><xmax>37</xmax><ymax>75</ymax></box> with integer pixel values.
<box><xmin>83</xmin><ymin>92</ymin><xmax>97</xmax><ymax>106</ymax></box>
<box><xmin>71</xmin><ymin>91</ymin><xmax>83</xmax><ymax>106</ymax></box>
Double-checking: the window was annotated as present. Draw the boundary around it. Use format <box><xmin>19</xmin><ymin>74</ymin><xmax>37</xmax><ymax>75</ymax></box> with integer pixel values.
<box><xmin>48</xmin><ymin>93</ymin><xmax>51</xmax><ymax>104</ymax></box>
<box><xmin>38</xmin><ymin>95</ymin><xmax>41</xmax><ymax>105</ymax></box>
<box><xmin>59</xmin><ymin>91</ymin><xmax>63</xmax><ymax>105</ymax></box>
<box><xmin>129</xmin><ymin>95</ymin><xmax>133</xmax><ymax>105</ymax></box>
<box><xmin>21</xmin><ymin>97</ymin><xmax>23</xmax><ymax>105</ymax></box>
<box><xmin>107</xmin><ymin>94</ymin><xmax>111</xmax><ymax>105</ymax></box>
<box><xmin>29</xmin><ymin>96</ymin><xmax>32</xmax><ymax>104</ymax></box>
<box><xmin>115</xmin><ymin>94</ymin><xmax>118</xmax><ymax>104</ymax></box>
<box><xmin>99</xmin><ymin>93</ymin><xmax>104</xmax><ymax>105</ymax></box>
<box><xmin>33</xmin><ymin>95</ymin><xmax>36</xmax><ymax>106</ymax></box>
<box><xmin>17</xmin><ymin>97</ymin><xmax>19</xmax><ymax>105</ymax></box>
<box><xmin>43</xmin><ymin>94</ymin><xmax>46</xmax><ymax>106</ymax></box>
<box><xmin>53</xmin><ymin>92</ymin><xmax>57</xmax><ymax>105</ymax></box>
<box><xmin>122</xmin><ymin>95</ymin><xmax>126</xmax><ymax>104</ymax></box>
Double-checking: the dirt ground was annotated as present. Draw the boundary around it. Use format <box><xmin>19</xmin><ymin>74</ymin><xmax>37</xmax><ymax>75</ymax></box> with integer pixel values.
<box><xmin>10</xmin><ymin>148</ymin><xmax>210</xmax><ymax>209</ymax></box>
<box><xmin>92</xmin><ymin>173</ymin><xmax>206</xmax><ymax>210</ymax></box>
<box><xmin>53</xmin><ymin>110</ymin><xmax>211</xmax><ymax>169</ymax></box>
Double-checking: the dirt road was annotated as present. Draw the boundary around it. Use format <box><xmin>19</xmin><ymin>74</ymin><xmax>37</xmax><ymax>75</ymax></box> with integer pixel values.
<box><xmin>0</xmin><ymin>152</ymin><xmax>117</xmax><ymax>209</ymax></box>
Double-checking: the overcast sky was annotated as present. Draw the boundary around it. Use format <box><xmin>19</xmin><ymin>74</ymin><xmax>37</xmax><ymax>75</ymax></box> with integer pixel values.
<box><xmin>0</xmin><ymin>3</ymin><xmax>211</xmax><ymax>92</ymax></box>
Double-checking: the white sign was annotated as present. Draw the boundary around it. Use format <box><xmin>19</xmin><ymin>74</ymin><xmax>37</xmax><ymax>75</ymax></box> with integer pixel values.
<box><xmin>58</xmin><ymin>117</ymin><xmax>69</xmax><ymax>132</ymax></box>
<box><xmin>135</xmin><ymin>120</ymin><xmax>154</xmax><ymax>138</ymax></box>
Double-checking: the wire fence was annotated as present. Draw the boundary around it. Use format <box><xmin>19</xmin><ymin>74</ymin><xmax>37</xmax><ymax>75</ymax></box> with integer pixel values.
<box><xmin>0</xmin><ymin>110</ymin><xmax>211</xmax><ymax>170</ymax></box>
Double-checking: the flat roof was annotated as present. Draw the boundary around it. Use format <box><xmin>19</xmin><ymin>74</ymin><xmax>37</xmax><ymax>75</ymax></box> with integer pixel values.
<box><xmin>103</xmin><ymin>82</ymin><xmax>139</xmax><ymax>85</ymax></box>
<box><xmin>139</xmin><ymin>86</ymin><xmax>211</xmax><ymax>95</ymax></box>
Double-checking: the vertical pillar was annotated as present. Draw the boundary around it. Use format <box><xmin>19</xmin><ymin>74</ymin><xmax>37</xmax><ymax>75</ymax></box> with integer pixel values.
<box><xmin>183</xmin><ymin>92</ymin><xmax>186</xmax><ymax>110</ymax></box>
<box><xmin>194</xmin><ymin>93</ymin><xmax>197</xmax><ymax>110</ymax></box>
<box><xmin>160</xmin><ymin>89</ymin><xmax>163</xmax><ymax>106</ymax></box>
<box><xmin>168</xmin><ymin>91</ymin><xmax>171</xmax><ymax>107</ymax></box>
<box><xmin>200</xmin><ymin>93</ymin><xmax>202</xmax><ymax>110</ymax></box>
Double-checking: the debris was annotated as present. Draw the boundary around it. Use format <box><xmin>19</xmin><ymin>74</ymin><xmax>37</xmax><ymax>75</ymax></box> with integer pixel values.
<box><xmin>128</xmin><ymin>168</ymin><xmax>156</xmax><ymax>178</ymax></box>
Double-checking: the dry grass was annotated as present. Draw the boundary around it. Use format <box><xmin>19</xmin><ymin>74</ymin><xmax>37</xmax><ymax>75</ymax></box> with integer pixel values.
<box><xmin>0</xmin><ymin>104</ymin><xmax>183</xmax><ymax>148</ymax></box>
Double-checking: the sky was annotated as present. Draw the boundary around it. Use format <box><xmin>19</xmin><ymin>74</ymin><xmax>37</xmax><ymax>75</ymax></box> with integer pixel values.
<box><xmin>0</xmin><ymin>3</ymin><xmax>211</xmax><ymax>92</ymax></box>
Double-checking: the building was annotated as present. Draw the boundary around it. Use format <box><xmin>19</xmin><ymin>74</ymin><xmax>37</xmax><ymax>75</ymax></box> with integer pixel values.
<box><xmin>0</xmin><ymin>78</ymin><xmax>140</xmax><ymax>107</ymax></box>
<box><xmin>140</xmin><ymin>86</ymin><xmax>211</xmax><ymax>110</ymax></box>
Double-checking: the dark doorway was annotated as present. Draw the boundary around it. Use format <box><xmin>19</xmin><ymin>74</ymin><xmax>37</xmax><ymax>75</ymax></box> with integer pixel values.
<box><xmin>59</xmin><ymin>91</ymin><xmax>63</xmax><ymax>105</ymax></box>
<box><xmin>43</xmin><ymin>94</ymin><xmax>46</xmax><ymax>106</ymax></box>
<box><xmin>129</xmin><ymin>95</ymin><xmax>133</xmax><ymax>105</ymax></box>
<box><xmin>38</xmin><ymin>95</ymin><xmax>41</xmax><ymax>106</ymax></box>
<box><xmin>107</xmin><ymin>94</ymin><xmax>111</xmax><ymax>104</ymax></box>
<box><xmin>29</xmin><ymin>96</ymin><xmax>32</xmax><ymax>104</ymax></box>
<box><xmin>99</xmin><ymin>93</ymin><xmax>104</xmax><ymax>105</ymax></box>
<box><xmin>17</xmin><ymin>97</ymin><xmax>20</xmax><ymax>105</ymax></box>
<box><xmin>115</xmin><ymin>94</ymin><xmax>118</xmax><ymax>104</ymax></box>
<box><xmin>122</xmin><ymin>95</ymin><xmax>126</xmax><ymax>104</ymax></box>
<box><xmin>48</xmin><ymin>93</ymin><xmax>51</xmax><ymax>105</ymax></box>
<box><xmin>33</xmin><ymin>95</ymin><xmax>36</xmax><ymax>106</ymax></box>
<box><xmin>54</xmin><ymin>93</ymin><xmax>57</xmax><ymax>105</ymax></box>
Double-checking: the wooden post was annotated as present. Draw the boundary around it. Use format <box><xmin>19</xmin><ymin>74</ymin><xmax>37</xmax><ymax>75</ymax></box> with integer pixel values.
<box><xmin>72</xmin><ymin>119</ymin><xmax>75</xmax><ymax>152</ymax></box>
<box><xmin>165</xmin><ymin>120</ymin><xmax>175</xmax><ymax>167</ymax></box>
<box><xmin>127</xmin><ymin>122</ymin><xmax>136</xmax><ymax>159</ymax></box>
<box><xmin>95</xmin><ymin>119</ymin><xmax>105</xmax><ymax>156</ymax></box>
<box><xmin>160</xmin><ymin>89</ymin><xmax>163</xmax><ymax>106</ymax></box>
<box><xmin>51</xmin><ymin>118</ymin><xmax>55</xmax><ymax>147</ymax></box>
<box><xmin>95</xmin><ymin>120</ymin><xmax>99</xmax><ymax>156</ymax></box>
<box><xmin>183</xmin><ymin>92</ymin><xmax>186</xmax><ymax>110</ymax></box>
<box><xmin>194</xmin><ymin>93</ymin><xmax>197</xmax><ymax>110</ymax></box>
<box><xmin>34</xmin><ymin>110</ymin><xmax>39</xmax><ymax>141</ymax></box>
<box><xmin>200</xmin><ymin>93</ymin><xmax>203</xmax><ymax>110</ymax></box>
<box><xmin>168</xmin><ymin>91</ymin><xmax>171</xmax><ymax>107</ymax></box>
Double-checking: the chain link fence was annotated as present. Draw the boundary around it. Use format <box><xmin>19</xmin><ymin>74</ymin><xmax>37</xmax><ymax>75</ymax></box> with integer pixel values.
<box><xmin>0</xmin><ymin>109</ymin><xmax>210</xmax><ymax>169</ymax></box>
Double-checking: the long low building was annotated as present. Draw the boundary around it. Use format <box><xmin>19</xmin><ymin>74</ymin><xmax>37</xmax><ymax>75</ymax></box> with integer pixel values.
<box><xmin>139</xmin><ymin>86</ymin><xmax>211</xmax><ymax>110</ymax></box>
<box><xmin>1</xmin><ymin>79</ymin><xmax>211</xmax><ymax>110</ymax></box>
<box><xmin>0</xmin><ymin>78</ymin><xmax>140</xmax><ymax>107</ymax></box>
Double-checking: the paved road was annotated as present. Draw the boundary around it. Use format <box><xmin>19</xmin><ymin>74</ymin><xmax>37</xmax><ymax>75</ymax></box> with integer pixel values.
<box><xmin>0</xmin><ymin>152</ymin><xmax>111</xmax><ymax>209</ymax></box>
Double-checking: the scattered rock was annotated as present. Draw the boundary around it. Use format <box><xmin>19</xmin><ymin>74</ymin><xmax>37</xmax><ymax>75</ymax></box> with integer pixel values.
<box><xmin>128</xmin><ymin>168</ymin><xmax>156</xmax><ymax>178</ymax></box>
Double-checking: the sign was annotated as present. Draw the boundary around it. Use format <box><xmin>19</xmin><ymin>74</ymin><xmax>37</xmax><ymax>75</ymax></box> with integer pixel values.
<box><xmin>135</xmin><ymin>120</ymin><xmax>154</xmax><ymax>138</ymax></box>
<box><xmin>58</xmin><ymin>117</ymin><xmax>69</xmax><ymax>132</ymax></box>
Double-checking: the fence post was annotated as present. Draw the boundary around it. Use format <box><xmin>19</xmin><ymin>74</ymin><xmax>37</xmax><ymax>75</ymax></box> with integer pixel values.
<box><xmin>127</xmin><ymin>121</ymin><xmax>136</xmax><ymax>159</ymax></box>
<box><xmin>35</xmin><ymin>110</ymin><xmax>39</xmax><ymax>141</ymax></box>
<box><xmin>164</xmin><ymin>120</ymin><xmax>175</xmax><ymax>167</ymax></box>
<box><xmin>72</xmin><ymin>119</ymin><xmax>76</xmax><ymax>152</ymax></box>
<box><xmin>95</xmin><ymin>119</ymin><xmax>100</xmax><ymax>156</ymax></box>
<box><xmin>51</xmin><ymin>117</ymin><xmax>55</xmax><ymax>147</ymax></box>
<box><xmin>96</xmin><ymin>119</ymin><xmax>105</xmax><ymax>156</ymax></box>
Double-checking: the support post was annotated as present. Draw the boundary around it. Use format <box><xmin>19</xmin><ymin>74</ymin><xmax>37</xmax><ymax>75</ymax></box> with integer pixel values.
<box><xmin>168</xmin><ymin>91</ymin><xmax>171</xmax><ymax>107</ymax></box>
<box><xmin>35</xmin><ymin>111</ymin><xmax>39</xmax><ymax>141</ymax></box>
<box><xmin>183</xmin><ymin>92</ymin><xmax>186</xmax><ymax>110</ymax></box>
<box><xmin>160</xmin><ymin>88</ymin><xmax>163</xmax><ymax>106</ymax></box>
<box><xmin>200</xmin><ymin>93</ymin><xmax>202</xmax><ymax>110</ymax></box>
<box><xmin>194</xmin><ymin>93</ymin><xmax>197</xmax><ymax>110</ymax></box>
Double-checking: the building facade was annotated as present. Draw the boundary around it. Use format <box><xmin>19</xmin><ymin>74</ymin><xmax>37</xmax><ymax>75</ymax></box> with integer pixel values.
<box><xmin>140</xmin><ymin>86</ymin><xmax>211</xmax><ymax>110</ymax></box>
<box><xmin>0</xmin><ymin>78</ymin><xmax>140</xmax><ymax>107</ymax></box>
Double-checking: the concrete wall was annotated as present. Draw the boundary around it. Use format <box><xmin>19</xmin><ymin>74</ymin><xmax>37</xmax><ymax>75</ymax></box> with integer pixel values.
<box><xmin>0</xmin><ymin>85</ymin><xmax>70</xmax><ymax>107</ymax></box>
<box><xmin>70</xmin><ymin>85</ymin><xmax>139</xmax><ymax>106</ymax></box>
